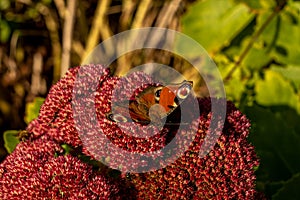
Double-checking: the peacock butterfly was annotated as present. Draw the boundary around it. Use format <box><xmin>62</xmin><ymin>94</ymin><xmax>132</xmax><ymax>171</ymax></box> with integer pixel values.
<box><xmin>106</xmin><ymin>80</ymin><xmax>193</xmax><ymax>125</ymax></box>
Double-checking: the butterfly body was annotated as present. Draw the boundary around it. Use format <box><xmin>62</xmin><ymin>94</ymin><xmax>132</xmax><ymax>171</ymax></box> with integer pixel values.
<box><xmin>107</xmin><ymin>80</ymin><xmax>193</xmax><ymax>124</ymax></box>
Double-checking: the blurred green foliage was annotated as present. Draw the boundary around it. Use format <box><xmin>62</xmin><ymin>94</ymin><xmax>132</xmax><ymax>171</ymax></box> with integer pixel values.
<box><xmin>182</xmin><ymin>0</ymin><xmax>300</xmax><ymax>198</ymax></box>
<box><xmin>24</xmin><ymin>97</ymin><xmax>44</xmax><ymax>124</ymax></box>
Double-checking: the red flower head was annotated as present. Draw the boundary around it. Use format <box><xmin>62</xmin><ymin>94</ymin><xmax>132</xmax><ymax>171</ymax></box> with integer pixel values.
<box><xmin>7</xmin><ymin>64</ymin><xmax>263</xmax><ymax>199</ymax></box>
<box><xmin>0</xmin><ymin>135</ymin><xmax>130</xmax><ymax>199</ymax></box>
<box><xmin>128</xmin><ymin>100</ymin><xmax>262</xmax><ymax>199</ymax></box>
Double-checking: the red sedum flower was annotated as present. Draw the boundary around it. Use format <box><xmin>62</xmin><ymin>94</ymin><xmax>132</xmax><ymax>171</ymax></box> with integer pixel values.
<box><xmin>0</xmin><ymin>135</ymin><xmax>129</xmax><ymax>199</ymax></box>
<box><xmin>128</xmin><ymin>99</ymin><xmax>261</xmax><ymax>199</ymax></box>
<box><xmin>1</xmin><ymin>64</ymin><xmax>264</xmax><ymax>199</ymax></box>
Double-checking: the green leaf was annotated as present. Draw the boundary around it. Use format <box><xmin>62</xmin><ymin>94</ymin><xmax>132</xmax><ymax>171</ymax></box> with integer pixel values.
<box><xmin>3</xmin><ymin>130</ymin><xmax>20</xmax><ymax>154</ymax></box>
<box><xmin>241</xmin><ymin>40</ymin><xmax>272</xmax><ymax>70</ymax></box>
<box><xmin>236</xmin><ymin>0</ymin><xmax>262</xmax><ymax>9</ymax></box>
<box><xmin>182</xmin><ymin>0</ymin><xmax>255</xmax><ymax>53</ymax></box>
<box><xmin>24</xmin><ymin>97</ymin><xmax>45</xmax><ymax>124</ymax></box>
<box><xmin>271</xmin><ymin>65</ymin><xmax>300</xmax><ymax>88</ymax></box>
<box><xmin>258</xmin><ymin>3</ymin><xmax>300</xmax><ymax>65</ymax></box>
<box><xmin>272</xmin><ymin>173</ymin><xmax>300</xmax><ymax>200</ymax></box>
<box><xmin>224</xmin><ymin>67</ymin><xmax>247</xmax><ymax>103</ymax></box>
<box><xmin>260</xmin><ymin>0</ymin><xmax>277</xmax><ymax>9</ymax></box>
<box><xmin>245</xmin><ymin>104</ymin><xmax>300</xmax><ymax>181</ymax></box>
<box><xmin>0</xmin><ymin>20</ymin><xmax>11</xmax><ymax>43</ymax></box>
<box><xmin>264</xmin><ymin>181</ymin><xmax>285</xmax><ymax>198</ymax></box>
<box><xmin>61</xmin><ymin>144</ymin><xmax>73</xmax><ymax>154</ymax></box>
<box><xmin>237</xmin><ymin>0</ymin><xmax>277</xmax><ymax>9</ymax></box>
<box><xmin>255</xmin><ymin>70</ymin><xmax>299</xmax><ymax>112</ymax></box>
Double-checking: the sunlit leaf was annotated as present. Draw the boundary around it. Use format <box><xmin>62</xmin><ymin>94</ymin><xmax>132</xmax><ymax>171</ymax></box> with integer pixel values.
<box><xmin>242</xmin><ymin>44</ymin><xmax>272</xmax><ymax>70</ymax></box>
<box><xmin>3</xmin><ymin>130</ymin><xmax>20</xmax><ymax>154</ymax></box>
<box><xmin>271</xmin><ymin>65</ymin><xmax>300</xmax><ymax>87</ymax></box>
<box><xmin>24</xmin><ymin>97</ymin><xmax>45</xmax><ymax>124</ymax></box>
<box><xmin>182</xmin><ymin>0</ymin><xmax>255</xmax><ymax>53</ymax></box>
<box><xmin>260</xmin><ymin>0</ymin><xmax>277</xmax><ymax>9</ymax></box>
<box><xmin>255</xmin><ymin>70</ymin><xmax>299</xmax><ymax>111</ymax></box>
<box><xmin>258</xmin><ymin>3</ymin><xmax>300</xmax><ymax>65</ymax></box>
<box><xmin>236</xmin><ymin>0</ymin><xmax>262</xmax><ymax>9</ymax></box>
<box><xmin>61</xmin><ymin>144</ymin><xmax>73</xmax><ymax>154</ymax></box>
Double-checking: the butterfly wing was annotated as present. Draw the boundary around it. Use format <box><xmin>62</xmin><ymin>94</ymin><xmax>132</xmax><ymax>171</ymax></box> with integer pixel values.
<box><xmin>157</xmin><ymin>80</ymin><xmax>193</xmax><ymax>118</ymax></box>
<box><xmin>106</xmin><ymin>81</ymin><xmax>193</xmax><ymax>124</ymax></box>
<box><xmin>106</xmin><ymin>100</ymin><xmax>151</xmax><ymax>123</ymax></box>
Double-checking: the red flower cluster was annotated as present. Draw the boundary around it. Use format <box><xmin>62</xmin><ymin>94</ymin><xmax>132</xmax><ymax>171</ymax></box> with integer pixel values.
<box><xmin>0</xmin><ymin>64</ymin><xmax>264</xmax><ymax>199</ymax></box>
<box><xmin>0</xmin><ymin>136</ymin><xmax>128</xmax><ymax>199</ymax></box>
<box><xmin>26</xmin><ymin>66</ymin><xmax>85</xmax><ymax>147</ymax></box>
<box><xmin>128</xmin><ymin>99</ymin><xmax>261</xmax><ymax>199</ymax></box>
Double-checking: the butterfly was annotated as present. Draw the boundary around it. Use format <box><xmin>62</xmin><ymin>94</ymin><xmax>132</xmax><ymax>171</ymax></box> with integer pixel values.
<box><xmin>106</xmin><ymin>80</ymin><xmax>193</xmax><ymax>125</ymax></box>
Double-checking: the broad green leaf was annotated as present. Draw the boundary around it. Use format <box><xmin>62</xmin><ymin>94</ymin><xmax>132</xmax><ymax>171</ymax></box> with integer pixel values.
<box><xmin>3</xmin><ymin>130</ymin><xmax>20</xmax><ymax>154</ymax></box>
<box><xmin>182</xmin><ymin>0</ymin><xmax>255</xmax><ymax>53</ymax></box>
<box><xmin>237</xmin><ymin>0</ymin><xmax>277</xmax><ymax>9</ymax></box>
<box><xmin>255</xmin><ymin>70</ymin><xmax>299</xmax><ymax>112</ymax></box>
<box><xmin>236</xmin><ymin>0</ymin><xmax>262</xmax><ymax>9</ymax></box>
<box><xmin>241</xmin><ymin>40</ymin><xmax>273</xmax><ymax>70</ymax></box>
<box><xmin>271</xmin><ymin>65</ymin><xmax>300</xmax><ymax>87</ymax></box>
<box><xmin>272</xmin><ymin>173</ymin><xmax>300</xmax><ymax>200</ymax></box>
<box><xmin>223</xmin><ymin>35</ymin><xmax>273</xmax><ymax>71</ymax></box>
<box><xmin>292</xmin><ymin>1</ymin><xmax>300</xmax><ymax>11</ymax></box>
<box><xmin>24</xmin><ymin>97</ymin><xmax>45</xmax><ymax>124</ymax></box>
<box><xmin>245</xmin><ymin>104</ymin><xmax>300</xmax><ymax>181</ymax></box>
<box><xmin>258</xmin><ymin>180</ymin><xmax>284</xmax><ymax>199</ymax></box>
<box><xmin>258</xmin><ymin>3</ymin><xmax>300</xmax><ymax>65</ymax></box>
<box><xmin>260</xmin><ymin>0</ymin><xmax>277</xmax><ymax>9</ymax></box>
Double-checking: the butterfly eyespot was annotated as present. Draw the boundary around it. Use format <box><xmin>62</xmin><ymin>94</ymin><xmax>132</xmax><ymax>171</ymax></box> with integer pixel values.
<box><xmin>154</xmin><ymin>89</ymin><xmax>162</xmax><ymax>101</ymax></box>
<box><xmin>176</xmin><ymin>84</ymin><xmax>192</xmax><ymax>99</ymax></box>
<box><xmin>108</xmin><ymin>113</ymin><xmax>128</xmax><ymax>122</ymax></box>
